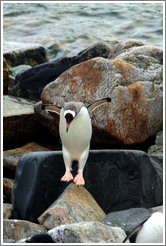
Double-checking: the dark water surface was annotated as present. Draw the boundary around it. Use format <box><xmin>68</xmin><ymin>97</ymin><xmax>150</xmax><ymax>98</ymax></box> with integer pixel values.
<box><xmin>3</xmin><ymin>2</ymin><xmax>163</xmax><ymax>59</ymax></box>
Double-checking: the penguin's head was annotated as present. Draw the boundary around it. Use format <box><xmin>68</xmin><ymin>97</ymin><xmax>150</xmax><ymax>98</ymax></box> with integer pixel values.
<box><xmin>63</xmin><ymin>102</ymin><xmax>84</xmax><ymax>132</ymax></box>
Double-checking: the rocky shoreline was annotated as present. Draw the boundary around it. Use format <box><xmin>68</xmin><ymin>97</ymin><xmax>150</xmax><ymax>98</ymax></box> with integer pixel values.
<box><xmin>3</xmin><ymin>39</ymin><xmax>163</xmax><ymax>243</ymax></box>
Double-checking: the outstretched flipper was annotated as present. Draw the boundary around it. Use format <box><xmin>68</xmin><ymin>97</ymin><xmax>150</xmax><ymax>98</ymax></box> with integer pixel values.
<box><xmin>123</xmin><ymin>217</ymin><xmax>150</xmax><ymax>243</ymax></box>
<box><xmin>42</xmin><ymin>104</ymin><xmax>61</xmax><ymax>115</ymax></box>
<box><xmin>87</xmin><ymin>97</ymin><xmax>111</xmax><ymax>113</ymax></box>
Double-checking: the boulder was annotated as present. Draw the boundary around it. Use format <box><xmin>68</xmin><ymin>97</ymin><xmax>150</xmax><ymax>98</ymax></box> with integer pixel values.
<box><xmin>3</xmin><ymin>142</ymin><xmax>56</xmax><ymax>173</ymax></box>
<box><xmin>3</xmin><ymin>178</ymin><xmax>14</xmax><ymax>203</ymax></box>
<box><xmin>38</xmin><ymin>44</ymin><xmax>162</xmax><ymax>145</ymax></box>
<box><xmin>38</xmin><ymin>183</ymin><xmax>106</xmax><ymax>229</ymax></box>
<box><xmin>148</xmin><ymin>131</ymin><xmax>163</xmax><ymax>155</ymax></box>
<box><xmin>3</xmin><ymin>95</ymin><xmax>38</xmax><ymax>150</ymax></box>
<box><xmin>101</xmin><ymin>207</ymin><xmax>152</xmax><ymax>243</ymax></box>
<box><xmin>3</xmin><ymin>41</ymin><xmax>48</xmax><ymax>66</ymax></box>
<box><xmin>3</xmin><ymin>219</ymin><xmax>47</xmax><ymax>241</ymax></box>
<box><xmin>10</xmin><ymin>41</ymin><xmax>116</xmax><ymax>101</ymax></box>
<box><xmin>48</xmin><ymin>222</ymin><xmax>128</xmax><ymax>243</ymax></box>
<box><xmin>148</xmin><ymin>154</ymin><xmax>163</xmax><ymax>180</ymax></box>
<box><xmin>12</xmin><ymin>150</ymin><xmax>162</xmax><ymax>223</ymax></box>
<box><xmin>3</xmin><ymin>203</ymin><xmax>13</xmax><ymax>219</ymax></box>
<box><xmin>3</xmin><ymin>57</ymin><xmax>9</xmax><ymax>94</ymax></box>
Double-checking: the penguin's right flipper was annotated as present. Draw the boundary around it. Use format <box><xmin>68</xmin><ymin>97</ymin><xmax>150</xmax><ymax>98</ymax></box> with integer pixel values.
<box><xmin>42</xmin><ymin>104</ymin><xmax>61</xmax><ymax>115</ymax></box>
<box><xmin>87</xmin><ymin>97</ymin><xmax>111</xmax><ymax>113</ymax></box>
<box><xmin>123</xmin><ymin>217</ymin><xmax>150</xmax><ymax>243</ymax></box>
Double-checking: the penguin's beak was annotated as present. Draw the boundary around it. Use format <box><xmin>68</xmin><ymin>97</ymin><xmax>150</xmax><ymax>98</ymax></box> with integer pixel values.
<box><xmin>65</xmin><ymin>113</ymin><xmax>74</xmax><ymax>132</ymax></box>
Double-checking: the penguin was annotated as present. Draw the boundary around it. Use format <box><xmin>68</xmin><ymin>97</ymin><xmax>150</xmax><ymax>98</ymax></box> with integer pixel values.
<box><xmin>123</xmin><ymin>211</ymin><xmax>163</xmax><ymax>243</ymax></box>
<box><xmin>42</xmin><ymin>97</ymin><xmax>111</xmax><ymax>186</ymax></box>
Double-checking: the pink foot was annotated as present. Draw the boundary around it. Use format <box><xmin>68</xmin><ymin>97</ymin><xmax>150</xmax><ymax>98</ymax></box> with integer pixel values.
<box><xmin>73</xmin><ymin>172</ymin><xmax>85</xmax><ymax>186</ymax></box>
<box><xmin>61</xmin><ymin>170</ymin><xmax>73</xmax><ymax>182</ymax></box>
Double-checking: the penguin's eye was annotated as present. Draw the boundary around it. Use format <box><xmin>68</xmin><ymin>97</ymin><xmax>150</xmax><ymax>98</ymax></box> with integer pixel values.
<box><xmin>64</xmin><ymin>110</ymin><xmax>75</xmax><ymax>118</ymax></box>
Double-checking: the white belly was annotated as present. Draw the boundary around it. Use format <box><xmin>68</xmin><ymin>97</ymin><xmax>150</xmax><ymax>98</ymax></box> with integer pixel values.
<box><xmin>59</xmin><ymin>107</ymin><xmax>92</xmax><ymax>160</ymax></box>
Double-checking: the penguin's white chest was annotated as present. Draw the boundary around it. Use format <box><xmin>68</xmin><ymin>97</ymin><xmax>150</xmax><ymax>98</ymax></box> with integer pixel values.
<box><xmin>59</xmin><ymin>107</ymin><xmax>92</xmax><ymax>160</ymax></box>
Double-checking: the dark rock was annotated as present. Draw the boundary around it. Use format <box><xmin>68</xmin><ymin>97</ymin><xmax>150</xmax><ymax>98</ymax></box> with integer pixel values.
<box><xmin>3</xmin><ymin>42</ymin><xmax>48</xmax><ymax>67</ymax></box>
<box><xmin>3</xmin><ymin>57</ymin><xmax>9</xmax><ymax>94</ymax></box>
<box><xmin>101</xmin><ymin>207</ymin><xmax>152</xmax><ymax>243</ymax></box>
<box><xmin>25</xmin><ymin>234</ymin><xmax>55</xmax><ymax>243</ymax></box>
<box><xmin>10</xmin><ymin>41</ymin><xmax>114</xmax><ymax>101</ymax></box>
<box><xmin>3</xmin><ymin>219</ymin><xmax>47</xmax><ymax>241</ymax></box>
<box><xmin>12</xmin><ymin>150</ymin><xmax>162</xmax><ymax>223</ymax></box>
<box><xmin>149</xmin><ymin>154</ymin><xmax>163</xmax><ymax>180</ymax></box>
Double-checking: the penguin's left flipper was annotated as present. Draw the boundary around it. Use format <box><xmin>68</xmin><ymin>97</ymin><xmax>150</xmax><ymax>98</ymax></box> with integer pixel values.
<box><xmin>87</xmin><ymin>97</ymin><xmax>111</xmax><ymax>113</ymax></box>
<box><xmin>42</xmin><ymin>104</ymin><xmax>61</xmax><ymax>115</ymax></box>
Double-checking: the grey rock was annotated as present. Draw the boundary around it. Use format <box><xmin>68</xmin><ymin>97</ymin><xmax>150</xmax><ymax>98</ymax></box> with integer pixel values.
<box><xmin>48</xmin><ymin>221</ymin><xmax>128</xmax><ymax>243</ymax></box>
<box><xmin>148</xmin><ymin>131</ymin><xmax>163</xmax><ymax>155</ymax></box>
<box><xmin>3</xmin><ymin>41</ymin><xmax>48</xmax><ymax>66</ymax></box>
<box><xmin>3</xmin><ymin>219</ymin><xmax>47</xmax><ymax>241</ymax></box>
<box><xmin>101</xmin><ymin>207</ymin><xmax>152</xmax><ymax>243</ymax></box>
<box><xmin>3</xmin><ymin>239</ymin><xmax>15</xmax><ymax>243</ymax></box>
<box><xmin>3</xmin><ymin>95</ymin><xmax>38</xmax><ymax>149</ymax></box>
<box><xmin>3</xmin><ymin>203</ymin><xmax>13</xmax><ymax>219</ymax></box>
<box><xmin>38</xmin><ymin>183</ymin><xmax>106</xmax><ymax>229</ymax></box>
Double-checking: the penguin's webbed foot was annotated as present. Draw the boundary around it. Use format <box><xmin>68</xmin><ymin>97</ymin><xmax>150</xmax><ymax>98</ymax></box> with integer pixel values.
<box><xmin>74</xmin><ymin>171</ymin><xmax>85</xmax><ymax>186</ymax></box>
<box><xmin>61</xmin><ymin>170</ymin><xmax>73</xmax><ymax>182</ymax></box>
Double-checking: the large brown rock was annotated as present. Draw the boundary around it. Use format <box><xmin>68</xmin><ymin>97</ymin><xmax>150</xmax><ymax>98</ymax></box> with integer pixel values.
<box><xmin>38</xmin><ymin>183</ymin><xmax>106</xmax><ymax>230</ymax></box>
<box><xmin>37</xmin><ymin>43</ymin><xmax>162</xmax><ymax>145</ymax></box>
<box><xmin>3</xmin><ymin>141</ymin><xmax>56</xmax><ymax>172</ymax></box>
<box><xmin>3</xmin><ymin>219</ymin><xmax>47</xmax><ymax>241</ymax></box>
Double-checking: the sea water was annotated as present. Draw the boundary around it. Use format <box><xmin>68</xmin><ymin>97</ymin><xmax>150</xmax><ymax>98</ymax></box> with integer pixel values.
<box><xmin>3</xmin><ymin>2</ymin><xmax>163</xmax><ymax>59</ymax></box>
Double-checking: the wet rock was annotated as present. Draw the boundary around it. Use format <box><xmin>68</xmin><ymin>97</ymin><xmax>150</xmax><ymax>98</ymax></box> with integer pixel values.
<box><xmin>3</xmin><ymin>141</ymin><xmax>56</xmax><ymax>172</ymax></box>
<box><xmin>48</xmin><ymin>221</ymin><xmax>128</xmax><ymax>243</ymax></box>
<box><xmin>3</xmin><ymin>95</ymin><xmax>38</xmax><ymax>150</ymax></box>
<box><xmin>39</xmin><ymin>44</ymin><xmax>162</xmax><ymax>145</ymax></box>
<box><xmin>12</xmin><ymin>150</ymin><xmax>162</xmax><ymax>223</ymax></box>
<box><xmin>148</xmin><ymin>131</ymin><xmax>163</xmax><ymax>155</ymax></box>
<box><xmin>38</xmin><ymin>183</ymin><xmax>106</xmax><ymax>229</ymax></box>
<box><xmin>3</xmin><ymin>41</ymin><xmax>48</xmax><ymax>66</ymax></box>
<box><xmin>101</xmin><ymin>207</ymin><xmax>152</xmax><ymax>243</ymax></box>
<box><xmin>3</xmin><ymin>57</ymin><xmax>9</xmax><ymax>94</ymax></box>
<box><xmin>3</xmin><ymin>178</ymin><xmax>14</xmax><ymax>203</ymax></box>
<box><xmin>8</xmin><ymin>64</ymin><xmax>32</xmax><ymax>78</ymax></box>
<box><xmin>3</xmin><ymin>203</ymin><xmax>13</xmax><ymax>219</ymax></box>
<box><xmin>10</xmin><ymin>41</ymin><xmax>115</xmax><ymax>101</ymax></box>
<box><xmin>3</xmin><ymin>219</ymin><xmax>47</xmax><ymax>241</ymax></box>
